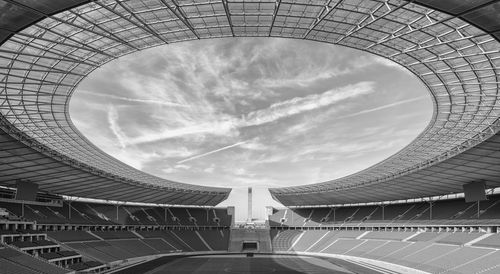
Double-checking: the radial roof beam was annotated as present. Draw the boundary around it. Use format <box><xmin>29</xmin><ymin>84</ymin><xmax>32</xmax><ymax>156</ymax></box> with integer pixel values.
<box><xmin>160</xmin><ymin>0</ymin><xmax>200</xmax><ymax>39</ymax></box>
<box><xmin>221</xmin><ymin>0</ymin><xmax>235</xmax><ymax>37</ymax></box>
<box><xmin>268</xmin><ymin>0</ymin><xmax>281</xmax><ymax>36</ymax></box>
<box><xmin>67</xmin><ymin>10</ymin><xmax>139</xmax><ymax>51</ymax></box>
<box><xmin>2</xmin><ymin>0</ymin><xmax>138</xmax><ymax>52</ymax></box>
<box><xmin>302</xmin><ymin>0</ymin><xmax>343</xmax><ymax>39</ymax></box>
<box><xmin>94</xmin><ymin>1</ymin><xmax>169</xmax><ymax>45</ymax></box>
<box><xmin>335</xmin><ymin>0</ymin><xmax>410</xmax><ymax>44</ymax></box>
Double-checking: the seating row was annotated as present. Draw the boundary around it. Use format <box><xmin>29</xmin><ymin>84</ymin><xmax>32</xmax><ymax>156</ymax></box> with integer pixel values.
<box><xmin>0</xmin><ymin>201</ymin><xmax>232</xmax><ymax>227</ymax></box>
<box><xmin>271</xmin><ymin>229</ymin><xmax>500</xmax><ymax>274</ymax></box>
<box><xmin>269</xmin><ymin>195</ymin><xmax>500</xmax><ymax>227</ymax></box>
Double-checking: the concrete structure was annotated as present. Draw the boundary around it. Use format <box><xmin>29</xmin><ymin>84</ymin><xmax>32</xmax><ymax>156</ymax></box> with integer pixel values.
<box><xmin>247</xmin><ymin>187</ymin><xmax>253</xmax><ymax>223</ymax></box>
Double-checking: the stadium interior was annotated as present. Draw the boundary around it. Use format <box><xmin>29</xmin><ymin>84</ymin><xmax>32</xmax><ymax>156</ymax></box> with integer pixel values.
<box><xmin>1</xmin><ymin>0</ymin><xmax>500</xmax><ymax>273</ymax></box>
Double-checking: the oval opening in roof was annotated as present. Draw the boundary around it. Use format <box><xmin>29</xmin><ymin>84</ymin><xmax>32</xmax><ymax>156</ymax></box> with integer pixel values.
<box><xmin>70</xmin><ymin>37</ymin><xmax>432</xmax><ymax>190</ymax></box>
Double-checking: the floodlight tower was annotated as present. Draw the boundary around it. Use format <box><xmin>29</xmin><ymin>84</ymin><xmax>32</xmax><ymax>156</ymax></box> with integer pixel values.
<box><xmin>247</xmin><ymin>187</ymin><xmax>252</xmax><ymax>223</ymax></box>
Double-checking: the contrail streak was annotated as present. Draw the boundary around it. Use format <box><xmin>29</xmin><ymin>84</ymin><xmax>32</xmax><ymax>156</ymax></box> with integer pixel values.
<box><xmin>177</xmin><ymin>141</ymin><xmax>247</xmax><ymax>164</ymax></box>
<box><xmin>81</xmin><ymin>90</ymin><xmax>186</xmax><ymax>107</ymax></box>
<box><xmin>333</xmin><ymin>96</ymin><xmax>427</xmax><ymax>120</ymax></box>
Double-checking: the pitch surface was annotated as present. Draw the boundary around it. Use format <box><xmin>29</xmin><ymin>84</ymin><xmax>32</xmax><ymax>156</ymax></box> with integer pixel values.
<box><xmin>116</xmin><ymin>255</ymin><xmax>384</xmax><ymax>274</ymax></box>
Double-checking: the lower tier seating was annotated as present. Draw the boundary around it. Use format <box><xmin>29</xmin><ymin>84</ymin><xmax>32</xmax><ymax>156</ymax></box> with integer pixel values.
<box><xmin>197</xmin><ymin>229</ymin><xmax>230</xmax><ymax>251</ymax></box>
<box><xmin>57</xmin><ymin>229</ymin><xmax>230</xmax><ymax>263</ymax></box>
<box><xmin>3</xmin><ymin>226</ymin><xmax>229</xmax><ymax>273</ymax></box>
<box><xmin>92</xmin><ymin>230</ymin><xmax>138</xmax><ymax>240</ymax></box>
<box><xmin>473</xmin><ymin>233</ymin><xmax>500</xmax><ymax>248</ymax></box>
<box><xmin>67</xmin><ymin>261</ymin><xmax>104</xmax><ymax>272</ymax></box>
<box><xmin>47</xmin><ymin>230</ymin><xmax>99</xmax><ymax>242</ymax></box>
<box><xmin>271</xmin><ymin>229</ymin><xmax>500</xmax><ymax>274</ymax></box>
<box><xmin>0</xmin><ymin>245</ymin><xmax>68</xmax><ymax>274</ymax></box>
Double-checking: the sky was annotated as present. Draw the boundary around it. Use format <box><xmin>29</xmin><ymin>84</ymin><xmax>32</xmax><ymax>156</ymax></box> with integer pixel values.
<box><xmin>70</xmin><ymin>38</ymin><xmax>432</xmax><ymax>221</ymax></box>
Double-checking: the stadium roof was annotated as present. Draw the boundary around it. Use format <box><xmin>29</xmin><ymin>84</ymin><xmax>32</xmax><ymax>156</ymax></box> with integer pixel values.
<box><xmin>0</xmin><ymin>0</ymin><xmax>499</xmax><ymax>206</ymax></box>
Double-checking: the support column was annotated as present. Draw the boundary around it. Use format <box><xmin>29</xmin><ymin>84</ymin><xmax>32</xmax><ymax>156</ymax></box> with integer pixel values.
<box><xmin>68</xmin><ymin>201</ymin><xmax>71</xmax><ymax>220</ymax></box>
<box><xmin>116</xmin><ymin>205</ymin><xmax>119</xmax><ymax>221</ymax></box>
<box><xmin>477</xmin><ymin>200</ymin><xmax>480</xmax><ymax>219</ymax></box>
<box><xmin>429</xmin><ymin>201</ymin><xmax>433</xmax><ymax>220</ymax></box>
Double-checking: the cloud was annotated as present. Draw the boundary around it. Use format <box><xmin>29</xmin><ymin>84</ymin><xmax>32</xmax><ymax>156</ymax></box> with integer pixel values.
<box><xmin>259</xmin><ymin>69</ymin><xmax>347</xmax><ymax>88</ymax></box>
<box><xmin>239</xmin><ymin>138</ymin><xmax>269</xmax><ymax>151</ymax></box>
<box><xmin>162</xmin><ymin>167</ymin><xmax>176</xmax><ymax>173</ymax></box>
<box><xmin>174</xmin><ymin>164</ymin><xmax>191</xmax><ymax>170</ymax></box>
<box><xmin>71</xmin><ymin>38</ymin><xmax>430</xmax><ymax>203</ymax></box>
<box><xmin>281</xmin><ymin>95</ymin><xmax>427</xmax><ymax>140</ymax></box>
<box><xmin>127</xmin><ymin>120</ymin><xmax>237</xmax><ymax>146</ymax></box>
<box><xmin>203</xmin><ymin>165</ymin><xmax>215</xmax><ymax>173</ymax></box>
<box><xmin>243</xmin><ymin>81</ymin><xmax>375</xmax><ymax>127</ymax></box>
<box><xmin>233</xmin><ymin>168</ymin><xmax>247</xmax><ymax>176</ymax></box>
<box><xmin>120</xmin><ymin>81</ymin><xmax>374</xmax><ymax>146</ymax></box>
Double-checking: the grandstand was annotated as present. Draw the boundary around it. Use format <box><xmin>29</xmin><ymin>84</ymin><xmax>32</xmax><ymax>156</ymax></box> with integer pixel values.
<box><xmin>1</xmin><ymin>0</ymin><xmax>500</xmax><ymax>273</ymax></box>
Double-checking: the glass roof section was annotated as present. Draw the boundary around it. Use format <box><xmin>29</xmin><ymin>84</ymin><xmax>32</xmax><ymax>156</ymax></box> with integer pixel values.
<box><xmin>0</xmin><ymin>0</ymin><xmax>499</xmax><ymax>204</ymax></box>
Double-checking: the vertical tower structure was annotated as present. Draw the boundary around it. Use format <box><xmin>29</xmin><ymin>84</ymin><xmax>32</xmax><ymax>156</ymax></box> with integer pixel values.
<box><xmin>247</xmin><ymin>187</ymin><xmax>253</xmax><ymax>223</ymax></box>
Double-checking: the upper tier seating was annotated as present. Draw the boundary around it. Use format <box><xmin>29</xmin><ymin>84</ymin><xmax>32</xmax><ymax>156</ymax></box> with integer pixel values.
<box><xmin>0</xmin><ymin>200</ymin><xmax>232</xmax><ymax>227</ymax></box>
<box><xmin>269</xmin><ymin>194</ymin><xmax>500</xmax><ymax>227</ymax></box>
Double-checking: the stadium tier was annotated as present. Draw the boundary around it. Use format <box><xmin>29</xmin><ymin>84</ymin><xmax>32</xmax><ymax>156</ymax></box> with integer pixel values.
<box><xmin>268</xmin><ymin>194</ymin><xmax>500</xmax><ymax>227</ymax></box>
<box><xmin>270</xmin><ymin>229</ymin><xmax>500</xmax><ymax>274</ymax></box>
<box><xmin>1</xmin><ymin>200</ymin><xmax>232</xmax><ymax>273</ymax></box>
<box><xmin>0</xmin><ymin>200</ymin><xmax>233</xmax><ymax>227</ymax></box>
<box><xmin>3</xmin><ymin>198</ymin><xmax>500</xmax><ymax>273</ymax></box>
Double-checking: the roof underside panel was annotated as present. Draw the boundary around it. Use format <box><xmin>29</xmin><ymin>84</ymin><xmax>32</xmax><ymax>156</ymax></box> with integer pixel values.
<box><xmin>0</xmin><ymin>126</ymin><xmax>229</xmax><ymax>205</ymax></box>
<box><xmin>272</xmin><ymin>132</ymin><xmax>500</xmax><ymax>205</ymax></box>
<box><xmin>0</xmin><ymin>0</ymin><xmax>499</xmax><ymax>205</ymax></box>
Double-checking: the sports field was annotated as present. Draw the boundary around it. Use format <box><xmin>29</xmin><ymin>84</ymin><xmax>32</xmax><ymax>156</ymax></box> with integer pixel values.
<box><xmin>115</xmin><ymin>254</ymin><xmax>385</xmax><ymax>274</ymax></box>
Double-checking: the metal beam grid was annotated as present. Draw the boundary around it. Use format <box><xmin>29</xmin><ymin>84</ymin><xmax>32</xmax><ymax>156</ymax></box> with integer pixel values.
<box><xmin>0</xmin><ymin>127</ymin><xmax>229</xmax><ymax>205</ymax></box>
<box><xmin>0</xmin><ymin>0</ymin><xmax>500</xmax><ymax>204</ymax></box>
<box><xmin>272</xmin><ymin>130</ymin><xmax>500</xmax><ymax>205</ymax></box>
